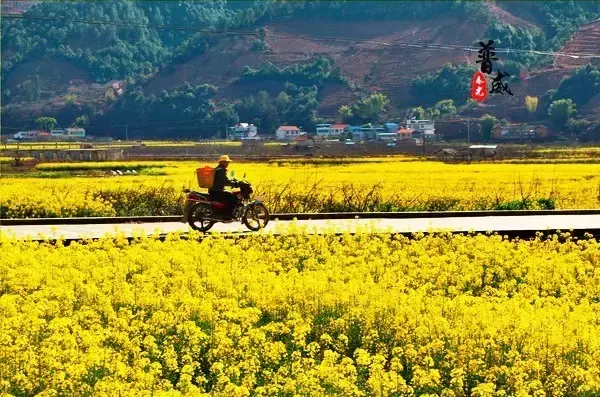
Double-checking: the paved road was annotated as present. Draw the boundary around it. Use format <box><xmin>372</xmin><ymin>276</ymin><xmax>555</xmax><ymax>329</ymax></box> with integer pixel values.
<box><xmin>1</xmin><ymin>214</ymin><xmax>599</xmax><ymax>240</ymax></box>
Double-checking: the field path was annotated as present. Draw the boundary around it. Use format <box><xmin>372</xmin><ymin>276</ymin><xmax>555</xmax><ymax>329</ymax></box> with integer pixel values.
<box><xmin>2</xmin><ymin>214</ymin><xmax>600</xmax><ymax>240</ymax></box>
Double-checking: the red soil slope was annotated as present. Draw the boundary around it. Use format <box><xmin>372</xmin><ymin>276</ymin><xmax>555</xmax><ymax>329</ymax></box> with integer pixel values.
<box><xmin>144</xmin><ymin>17</ymin><xmax>497</xmax><ymax>115</ymax></box>
<box><xmin>555</xmin><ymin>21</ymin><xmax>600</xmax><ymax>69</ymax></box>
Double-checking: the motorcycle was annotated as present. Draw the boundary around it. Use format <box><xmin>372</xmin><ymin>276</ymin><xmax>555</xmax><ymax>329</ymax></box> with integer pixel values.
<box><xmin>182</xmin><ymin>173</ymin><xmax>270</xmax><ymax>232</ymax></box>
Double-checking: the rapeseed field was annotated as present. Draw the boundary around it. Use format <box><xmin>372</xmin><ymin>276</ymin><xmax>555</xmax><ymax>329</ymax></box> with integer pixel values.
<box><xmin>2</xmin><ymin>159</ymin><xmax>600</xmax><ymax>217</ymax></box>
<box><xmin>1</xmin><ymin>230</ymin><xmax>600</xmax><ymax>395</ymax></box>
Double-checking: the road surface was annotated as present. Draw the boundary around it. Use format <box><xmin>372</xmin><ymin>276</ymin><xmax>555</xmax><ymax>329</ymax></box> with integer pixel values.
<box><xmin>1</xmin><ymin>214</ymin><xmax>599</xmax><ymax>240</ymax></box>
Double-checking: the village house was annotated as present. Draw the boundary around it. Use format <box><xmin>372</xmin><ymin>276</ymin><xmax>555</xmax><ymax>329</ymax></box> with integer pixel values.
<box><xmin>276</xmin><ymin>125</ymin><xmax>303</xmax><ymax>141</ymax></box>
<box><xmin>406</xmin><ymin>119</ymin><xmax>435</xmax><ymax>139</ymax></box>
<box><xmin>374</xmin><ymin>122</ymin><xmax>401</xmax><ymax>141</ymax></box>
<box><xmin>329</xmin><ymin>124</ymin><xmax>351</xmax><ymax>135</ymax></box>
<box><xmin>385</xmin><ymin>123</ymin><xmax>399</xmax><ymax>133</ymax></box>
<box><xmin>50</xmin><ymin>128</ymin><xmax>86</xmax><ymax>139</ymax></box>
<box><xmin>397</xmin><ymin>128</ymin><xmax>415</xmax><ymax>140</ymax></box>
<box><xmin>351</xmin><ymin>125</ymin><xmax>381</xmax><ymax>141</ymax></box>
<box><xmin>228</xmin><ymin>123</ymin><xmax>258</xmax><ymax>140</ymax></box>
<box><xmin>492</xmin><ymin>124</ymin><xmax>550</xmax><ymax>141</ymax></box>
<box><xmin>349</xmin><ymin>126</ymin><xmax>363</xmax><ymax>140</ymax></box>
<box><xmin>314</xmin><ymin>124</ymin><xmax>350</xmax><ymax>137</ymax></box>
<box><xmin>14</xmin><ymin>130</ymin><xmax>43</xmax><ymax>140</ymax></box>
<box><xmin>315</xmin><ymin>124</ymin><xmax>332</xmax><ymax>136</ymax></box>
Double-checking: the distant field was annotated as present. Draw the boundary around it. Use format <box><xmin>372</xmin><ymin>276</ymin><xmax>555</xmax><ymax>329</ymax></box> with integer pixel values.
<box><xmin>0</xmin><ymin>140</ymin><xmax>243</xmax><ymax>150</ymax></box>
<box><xmin>4</xmin><ymin>140</ymin><xmax>600</xmax><ymax>155</ymax></box>
<box><xmin>2</xmin><ymin>156</ymin><xmax>600</xmax><ymax>218</ymax></box>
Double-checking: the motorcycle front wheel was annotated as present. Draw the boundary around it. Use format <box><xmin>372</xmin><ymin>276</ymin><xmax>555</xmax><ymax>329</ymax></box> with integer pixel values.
<box><xmin>243</xmin><ymin>203</ymin><xmax>270</xmax><ymax>231</ymax></box>
<box><xmin>188</xmin><ymin>202</ymin><xmax>215</xmax><ymax>232</ymax></box>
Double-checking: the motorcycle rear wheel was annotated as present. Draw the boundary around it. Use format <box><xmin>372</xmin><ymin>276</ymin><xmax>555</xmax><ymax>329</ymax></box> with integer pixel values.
<box><xmin>243</xmin><ymin>203</ymin><xmax>270</xmax><ymax>231</ymax></box>
<box><xmin>188</xmin><ymin>203</ymin><xmax>215</xmax><ymax>232</ymax></box>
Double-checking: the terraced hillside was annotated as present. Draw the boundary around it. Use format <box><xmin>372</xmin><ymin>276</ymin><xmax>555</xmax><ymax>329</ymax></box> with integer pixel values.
<box><xmin>143</xmin><ymin>16</ymin><xmax>505</xmax><ymax>116</ymax></box>
<box><xmin>556</xmin><ymin>20</ymin><xmax>600</xmax><ymax>69</ymax></box>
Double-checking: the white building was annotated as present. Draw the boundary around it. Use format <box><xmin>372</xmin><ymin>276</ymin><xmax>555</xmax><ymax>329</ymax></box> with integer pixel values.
<box><xmin>315</xmin><ymin>124</ymin><xmax>350</xmax><ymax>138</ymax></box>
<box><xmin>276</xmin><ymin>126</ymin><xmax>303</xmax><ymax>141</ymax></box>
<box><xmin>329</xmin><ymin>124</ymin><xmax>350</xmax><ymax>136</ymax></box>
<box><xmin>14</xmin><ymin>131</ymin><xmax>40</xmax><ymax>140</ymax></box>
<box><xmin>50</xmin><ymin>128</ymin><xmax>86</xmax><ymax>139</ymax></box>
<box><xmin>228</xmin><ymin>123</ymin><xmax>258</xmax><ymax>140</ymax></box>
<box><xmin>405</xmin><ymin>119</ymin><xmax>435</xmax><ymax>137</ymax></box>
<box><xmin>375</xmin><ymin>132</ymin><xmax>397</xmax><ymax>141</ymax></box>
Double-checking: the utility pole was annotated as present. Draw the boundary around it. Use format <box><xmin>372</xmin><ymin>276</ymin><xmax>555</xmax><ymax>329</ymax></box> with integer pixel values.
<box><xmin>125</xmin><ymin>124</ymin><xmax>128</xmax><ymax>141</ymax></box>
<box><xmin>467</xmin><ymin>98</ymin><xmax>471</xmax><ymax>145</ymax></box>
<box><xmin>466</xmin><ymin>94</ymin><xmax>472</xmax><ymax>145</ymax></box>
<box><xmin>467</xmin><ymin>116</ymin><xmax>470</xmax><ymax>144</ymax></box>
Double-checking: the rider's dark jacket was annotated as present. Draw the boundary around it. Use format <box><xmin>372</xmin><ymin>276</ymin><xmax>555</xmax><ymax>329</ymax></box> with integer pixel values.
<box><xmin>210</xmin><ymin>166</ymin><xmax>232</xmax><ymax>192</ymax></box>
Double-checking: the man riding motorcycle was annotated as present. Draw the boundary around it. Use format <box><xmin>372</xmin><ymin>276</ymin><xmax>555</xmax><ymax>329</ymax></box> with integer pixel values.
<box><xmin>209</xmin><ymin>155</ymin><xmax>239</xmax><ymax>217</ymax></box>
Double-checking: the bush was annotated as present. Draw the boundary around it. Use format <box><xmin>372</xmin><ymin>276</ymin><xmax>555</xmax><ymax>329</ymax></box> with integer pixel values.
<box><xmin>548</xmin><ymin>99</ymin><xmax>576</xmax><ymax>130</ymax></box>
<box><xmin>239</xmin><ymin>57</ymin><xmax>346</xmax><ymax>87</ymax></box>
<box><xmin>553</xmin><ymin>64</ymin><xmax>600</xmax><ymax>107</ymax></box>
<box><xmin>410</xmin><ymin>64</ymin><xmax>476</xmax><ymax>106</ymax></box>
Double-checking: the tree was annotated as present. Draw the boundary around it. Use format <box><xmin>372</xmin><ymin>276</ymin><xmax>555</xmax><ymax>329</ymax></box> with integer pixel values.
<box><xmin>35</xmin><ymin>117</ymin><xmax>57</xmax><ymax>131</ymax></box>
<box><xmin>208</xmin><ymin>104</ymin><xmax>240</xmax><ymax>138</ymax></box>
<box><xmin>275</xmin><ymin>92</ymin><xmax>291</xmax><ymax>114</ymax></box>
<box><xmin>105</xmin><ymin>87</ymin><xmax>116</xmax><ymax>101</ymax></box>
<box><xmin>525</xmin><ymin>96</ymin><xmax>539</xmax><ymax>114</ymax></box>
<box><xmin>567</xmin><ymin>119</ymin><xmax>592</xmax><ymax>138</ymax></box>
<box><xmin>462</xmin><ymin>98</ymin><xmax>478</xmax><ymax>111</ymax></box>
<box><xmin>480</xmin><ymin>114</ymin><xmax>498</xmax><ymax>143</ymax></box>
<box><xmin>410</xmin><ymin>64</ymin><xmax>475</xmax><ymax>105</ymax></box>
<box><xmin>235</xmin><ymin>91</ymin><xmax>280</xmax><ymax>133</ymax></box>
<box><xmin>258</xmin><ymin>27</ymin><xmax>266</xmax><ymax>40</ymax></box>
<box><xmin>411</xmin><ymin>106</ymin><xmax>426</xmax><ymax>119</ymax></box>
<box><xmin>548</xmin><ymin>99</ymin><xmax>576</xmax><ymax>130</ymax></box>
<box><xmin>72</xmin><ymin>115</ymin><xmax>89</xmax><ymax>128</ymax></box>
<box><xmin>65</xmin><ymin>93</ymin><xmax>78</xmax><ymax>106</ymax></box>
<box><xmin>16</xmin><ymin>77</ymin><xmax>40</xmax><ymax>102</ymax></box>
<box><xmin>434</xmin><ymin>99</ymin><xmax>457</xmax><ymax>118</ymax></box>
<box><xmin>338</xmin><ymin>105</ymin><xmax>353</xmax><ymax>123</ymax></box>
<box><xmin>353</xmin><ymin>93</ymin><xmax>389</xmax><ymax>123</ymax></box>
<box><xmin>425</xmin><ymin>107</ymin><xmax>441</xmax><ymax>120</ymax></box>
<box><xmin>540</xmin><ymin>89</ymin><xmax>557</xmax><ymax>113</ymax></box>
<box><xmin>553</xmin><ymin>64</ymin><xmax>600</xmax><ymax>107</ymax></box>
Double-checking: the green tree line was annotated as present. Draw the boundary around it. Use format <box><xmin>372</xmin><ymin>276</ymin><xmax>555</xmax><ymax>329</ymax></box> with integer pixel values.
<box><xmin>239</xmin><ymin>57</ymin><xmax>346</xmax><ymax>88</ymax></box>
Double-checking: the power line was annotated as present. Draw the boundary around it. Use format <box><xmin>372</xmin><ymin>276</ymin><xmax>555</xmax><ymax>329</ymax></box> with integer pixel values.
<box><xmin>3</xmin><ymin>13</ymin><xmax>600</xmax><ymax>59</ymax></box>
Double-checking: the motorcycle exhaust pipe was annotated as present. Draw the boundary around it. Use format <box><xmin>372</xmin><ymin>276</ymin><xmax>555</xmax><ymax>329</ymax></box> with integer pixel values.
<box><xmin>200</xmin><ymin>217</ymin><xmax>236</xmax><ymax>223</ymax></box>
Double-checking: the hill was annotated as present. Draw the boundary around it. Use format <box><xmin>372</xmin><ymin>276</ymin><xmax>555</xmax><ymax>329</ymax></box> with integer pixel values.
<box><xmin>556</xmin><ymin>20</ymin><xmax>600</xmax><ymax>69</ymax></box>
<box><xmin>1</xmin><ymin>1</ymin><xmax>599</xmax><ymax>138</ymax></box>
